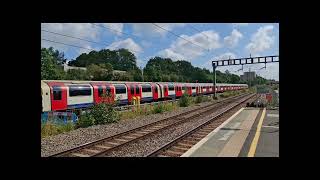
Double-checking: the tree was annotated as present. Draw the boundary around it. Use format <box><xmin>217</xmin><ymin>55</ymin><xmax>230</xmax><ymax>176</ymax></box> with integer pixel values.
<box><xmin>86</xmin><ymin>64</ymin><xmax>112</xmax><ymax>81</ymax></box>
<box><xmin>41</xmin><ymin>47</ymin><xmax>66</xmax><ymax>80</ymax></box>
<box><xmin>65</xmin><ymin>69</ymin><xmax>89</xmax><ymax>80</ymax></box>
<box><xmin>68</xmin><ymin>48</ymin><xmax>138</xmax><ymax>71</ymax></box>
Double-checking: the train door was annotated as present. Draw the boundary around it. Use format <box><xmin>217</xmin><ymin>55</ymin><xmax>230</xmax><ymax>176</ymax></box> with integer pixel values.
<box><xmin>47</xmin><ymin>82</ymin><xmax>67</xmax><ymax>111</ymax></box>
<box><xmin>163</xmin><ymin>84</ymin><xmax>169</xmax><ymax>98</ymax></box>
<box><xmin>175</xmin><ymin>84</ymin><xmax>182</xmax><ymax>97</ymax></box>
<box><xmin>134</xmin><ymin>84</ymin><xmax>141</xmax><ymax>99</ymax></box>
<box><xmin>152</xmin><ymin>83</ymin><xmax>159</xmax><ymax>101</ymax></box>
<box><xmin>127</xmin><ymin>84</ymin><xmax>134</xmax><ymax>104</ymax></box>
<box><xmin>158</xmin><ymin>83</ymin><xmax>163</xmax><ymax>99</ymax></box>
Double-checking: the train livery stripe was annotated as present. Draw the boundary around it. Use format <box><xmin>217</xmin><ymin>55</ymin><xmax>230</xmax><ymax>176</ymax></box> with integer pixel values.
<box><xmin>68</xmin><ymin>103</ymin><xmax>94</xmax><ymax>109</ymax></box>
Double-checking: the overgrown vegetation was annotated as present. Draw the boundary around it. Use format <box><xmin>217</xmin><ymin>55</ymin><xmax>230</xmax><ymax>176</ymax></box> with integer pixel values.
<box><xmin>194</xmin><ymin>95</ymin><xmax>212</xmax><ymax>104</ymax></box>
<box><xmin>119</xmin><ymin>101</ymin><xmax>178</xmax><ymax>120</ymax></box>
<box><xmin>76</xmin><ymin>113</ymin><xmax>94</xmax><ymax>128</ymax></box>
<box><xmin>41</xmin><ymin>121</ymin><xmax>75</xmax><ymax>138</ymax></box>
<box><xmin>179</xmin><ymin>93</ymin><xmax>192</xmax><ymax>107</ymax></box>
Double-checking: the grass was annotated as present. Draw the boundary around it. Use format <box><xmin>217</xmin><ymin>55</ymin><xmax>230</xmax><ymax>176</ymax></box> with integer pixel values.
<box><xmin>41</xmin><ymin>121</ymin><xmax>75</xmax><ymax>138</ymax></box>
<box><xmin>119</xmin><ymin>101</ymin><xmax>178</xmax><ymax>120</ymax></box>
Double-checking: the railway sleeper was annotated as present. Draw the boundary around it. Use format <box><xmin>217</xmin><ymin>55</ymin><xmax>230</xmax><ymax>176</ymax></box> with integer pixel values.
<box><xmin>83</xmin><ymin>149</ymin><xmax>101</xmax><ymax>154</ymax></box>
<box><xmin>171</xmin><ymin>146</ymin><xmax>190</xmax><ymax>151</ymax></box>
<box><xmin>71</xmin><ymin>153</ymin><xmax>90</xmax><ymax>157</ymax></box>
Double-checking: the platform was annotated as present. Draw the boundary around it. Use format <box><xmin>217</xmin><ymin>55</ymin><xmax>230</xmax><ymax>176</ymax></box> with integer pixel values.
<box><xmin>181</xmin><ymin>107</ymin><xmax>279</xmax><ymax>157</ymax></box>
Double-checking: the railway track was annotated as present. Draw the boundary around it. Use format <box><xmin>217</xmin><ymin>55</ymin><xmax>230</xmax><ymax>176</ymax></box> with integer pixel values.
<box><xmin>50</xmin><ymin>93</ymin><xmax>255</xmax><ymax>157</ymax></box>
<box><xmin>146</xmin><ymin>94</ymin><xmax>260</xmax><ymax>157</ymax></box>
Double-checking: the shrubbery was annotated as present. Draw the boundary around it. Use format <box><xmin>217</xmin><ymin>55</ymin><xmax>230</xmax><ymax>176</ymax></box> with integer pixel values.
<box><xmin>41</xmin><ymin>121</ymin><xmax>75</xmax><ymax>138</ymax></box>
<box><xmin>153</xmin><ymin>103</ymin><xmax>165</xmax><ymax>114</ymax></box>
<box><xmin>90</xmin><ymin>102</ymin><xmax>120</xmax><ymax>124</ymax></box>
<box><xmin>76</xmin><ymin>113</ymin><xmax>95</xmax><ymax>128</ymax></box>
<box><xmin>179</xmin><ymin>93</ymin><xmax>192</xmax><ymax>107</ymax></box>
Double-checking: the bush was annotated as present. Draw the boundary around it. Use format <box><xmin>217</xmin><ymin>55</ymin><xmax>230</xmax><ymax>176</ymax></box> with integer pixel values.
<box><xmin>41</xmin><ymin>121</ymin><xmax>75</xmax><ymax>138</ymax></box>
<box><xmin>57</xmin><ymin>121</ymin><xmax>74</xmax><ymax>133</ymax></box>
<box><xmin>153</xmin><ymin>103</ymin><xmax>165</xmax><ymax>114</ymax></box>
<box><xmin>41</xmin><ymin>121</ymin><xmax>58</xmax><ymax>138</ymax></box>
<box><xmin>195</xmin><ymin>96</ymin><xmax>203</xmax><ymax>104</ymax></box>
<box><xmin>90</xmin><ymin>102</ymin><xmax>120</xmax><ymax>125</ymax></box>
<box><xmin>179</xmin><ymin>93</ymin><xmax>191</xmax><ymax>107</ymax></box>
<box><xmin>76</xmin><ymin>113</ymin><xmax>95</xmax><ymax>128</ymax></box>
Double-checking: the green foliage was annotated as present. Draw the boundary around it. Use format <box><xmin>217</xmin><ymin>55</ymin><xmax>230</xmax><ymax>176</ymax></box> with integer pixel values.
<box><xmin>41</xmin><ymin>47</ymin><xmax>268</xmax><ymax>85</ymax></box>
<box><xmin>41</xmin><ymin>47</ymin><xmax>66</xmax><ymax>80</ymax></box>
<box><xmin>87</xmin><ymin>64</ymin><xmax>113</xmax><ymax>81</ymax></box>
<box><xmin>194</xmin><ymin>95</ymin><xmax>212</xmax><ymax>104</ymax></box>
<box><xmin>195</xmin><ymin>95</ymin><xmax>203</xmax><ymax>104</ymax></box>
<box><xmin>41</xmin><ymin>121</ymin><xmax>58</xmax><ymax>138</ymax></box>
<box><xmin>57</xmin><ymin>121</ymin><xmax>75</xmax><ymax>133</ymax></box>
<box><xmin>153</xmin><ymin>103</ymin><xmax>165</xmax><ymax>114</ymax></box>
<box><xmin>179</xmin><ymin>93</ymin><xmax>192</xmax><ymax>107</ymax></box>
<box><xmin>41</xmin><ymin>121</ymin><xmax>75</xmax><ymax>138</ymax></box>
<box><xmin>66</xmin><ymin>69</ymin><xmax>89</xmax><ymax>80</ymax></box>
<box><xmin>76</xmin><ymin>113</ymin><xmax>95</xmax><ymax>128</ymax></box>
<box><xmin>68</xmin><ymin>48</ymin><xmax>137</xmax><ymax>71</ymax></box>
<box><xmin>89</xmin><ymin>93</ymin><xmax>120</xmax><ymax>124</ymax></box>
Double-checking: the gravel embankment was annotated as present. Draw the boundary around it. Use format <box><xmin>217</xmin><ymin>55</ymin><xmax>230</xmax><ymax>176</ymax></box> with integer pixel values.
<box><xmin>102</xmin><ymin>101</ymin><xmax>245</xmax><ymax>157</ymax></box>
<box><xmin>41</xmin><ymin>101</ymin><xmax>214</xmax><ymax>157</ymax></box>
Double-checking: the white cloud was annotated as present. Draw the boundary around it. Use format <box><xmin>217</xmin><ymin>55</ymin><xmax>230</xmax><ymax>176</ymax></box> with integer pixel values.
<box><xmin>246</xmin><ymin>25</ymin><xmax>275</xmax><ymax>55</ymax></box>
<box><xmin>232</xmin><ymin>23</ymin><xmax>249</xmax><ymax>27</ymax></box>
<box><xmin>101</xmin><ymin>23</ymin><xmax>124</xmax><ymax>36</ymax></box>
<box><xmin>132</xmin><ymin>23</ymin><xmax>186</xmax><ymax>37</ymax></box>
<box><xmin>202</xmin><ymin>52</ymin><xmax>237</xmax><ymax>72</ymax></box>
<box><xmin>224</xmin><ymin>29</ymin><xmax>243</xmax><ymax>47</ymax></box>
<box><xmin>158</xmin><ymin>49</ymin><xmax>185</xmax><ymax>60</ymax></box>
<box><xmin>141</xmin><ymin>40</ymin><xmax>152</xmax><ymax>48</ymax></box>
<box><xmin>158</xmin><ymin>30</ymin><xmax>222</xmax><ymax>61</ymax></box>
<box><xmin>106</xmin><ymin>38</ymin><xmax>142</xmax><ymax>56</ymax></box>
<box><xmin>201</xmin><ymin>52</ymin><xmax>279</xmax><ymax>81</ymax></box>
<box><xmin>78</xmin><ymin>45</ymin><xmax>93</xmax><ymax>55</ymax></box>
<box><xmin>41</xmin><ymin>23</ymin><xmax>101</xmax><ymax>54</ymax></box>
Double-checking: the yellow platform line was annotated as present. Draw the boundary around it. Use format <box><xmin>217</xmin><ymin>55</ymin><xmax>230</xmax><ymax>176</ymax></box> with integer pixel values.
<box><xmin>247</xmin><ymin>108</ymin><xmax>266</xmax><ymax>157</ymax></box>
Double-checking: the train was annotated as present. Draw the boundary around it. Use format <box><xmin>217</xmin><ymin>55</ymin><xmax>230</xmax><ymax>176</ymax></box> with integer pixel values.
<box><xmin>41</xmin><ymin>80</ymin><xmax>248</xmax><ymax>113</ymax></box>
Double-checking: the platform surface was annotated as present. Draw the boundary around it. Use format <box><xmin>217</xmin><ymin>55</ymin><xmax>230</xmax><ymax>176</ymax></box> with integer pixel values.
<box><xmin>182</xmin><ymin>107</ymin><xmax>279</xmax><ymax>157</ymax></box>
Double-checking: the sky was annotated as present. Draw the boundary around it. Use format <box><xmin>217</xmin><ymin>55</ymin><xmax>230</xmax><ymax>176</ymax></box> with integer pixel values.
<box><xmin>41</xmin><ymin>23</ymin><xmax>279</xmax><ymax>80</ymax></box>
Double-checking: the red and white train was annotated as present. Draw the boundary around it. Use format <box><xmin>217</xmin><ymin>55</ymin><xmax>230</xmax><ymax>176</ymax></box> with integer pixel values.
<box><xmin>41</xmin><ymin>80</ymin><xmax>248</xmax><ymax>112</ymax></box>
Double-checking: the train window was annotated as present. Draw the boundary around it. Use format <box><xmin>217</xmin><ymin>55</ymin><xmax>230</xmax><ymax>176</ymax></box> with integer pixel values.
<box><xmin>192</xmin><ymin>87</ymin><xmax>195</xmax><ymax>89</ymax></box>
<box><xmin>130</xmin><ymin>85</ymin><xmax>134</xmax><ymax>95</ymax></box>
<box><xmin>53</xmin><ymin>86</ymin><xmax>62</xmax><ymax>100</ymax></box>
<box><xmin>69</xmin><ymin>85</ymin><xmax>91</xmax><ymax>96</ymax></box>
<box><xmin>106</xmin><ymin>86</ymin><xmax>111</xmax><ymax>95</ymax></box>
<box><xmin>136</xmin><ymin>86</ymin><xmax>139</xmax><ymax>94</ymax></box>
<box><xmin>142</xmin><ymin>85</ymin><xmax>151</xmax><ymax>92</ymax></box>
<box><xmin>98</xmin><ymin>86</ymin><xmax>103</xmax><ymax>97</ymax></box>
<box><xmin>115</xmin><ymin>85</ymin><xmax>126</xmax><ymax>94</ymax></box>
<box><xmin>168</xmin><ymin>85</ymin><xmax>174</xmax><ymax>91</ymax></box>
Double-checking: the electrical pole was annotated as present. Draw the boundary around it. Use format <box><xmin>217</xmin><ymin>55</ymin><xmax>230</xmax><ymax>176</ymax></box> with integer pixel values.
<box><xmin>212</xmin><ymin>62</ymin><xmax>216</xmax><ymax>98</ymax></box>
<box><xmin>141</xmin><ymin>66</ymin><xmax>144</xmax><ymax>82</ymax></box>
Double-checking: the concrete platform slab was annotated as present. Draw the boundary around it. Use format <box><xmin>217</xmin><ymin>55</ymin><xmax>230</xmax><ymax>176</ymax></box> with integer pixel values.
<box><xmin>182</xmin><ymin>107</ymin><xmax>260</xmax><ymax>157</ymax></box>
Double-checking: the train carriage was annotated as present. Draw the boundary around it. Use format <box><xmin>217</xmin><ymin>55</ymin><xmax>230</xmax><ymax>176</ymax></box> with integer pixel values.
<box><xmin>140</xmin><ymin>83</ymin><xmax>153</xmax><ymax>103</ymax></box>
<box><xmin>41</xmin><ymin>80</ymin><xmax>248</xmax><ymax>112</ymax></box>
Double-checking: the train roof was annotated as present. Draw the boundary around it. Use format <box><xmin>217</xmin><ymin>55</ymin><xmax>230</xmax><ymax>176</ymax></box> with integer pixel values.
<box><xmin>41</xmin><ymin>80</ymin><xmax>247</xmax><ymax>86</ymax></box>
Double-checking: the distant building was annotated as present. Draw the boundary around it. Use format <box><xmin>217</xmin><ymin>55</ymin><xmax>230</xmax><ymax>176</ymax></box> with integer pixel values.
<box><xmin>62</xmin><ymin>62</ymin><xmax>126</xmax><ymax>75</ymax></box>
<box><xmin>63</xmin><ymin>63</ymin><xmax>87</xmax><ymax>72</ymax></box>
<box><xmin>240</xmin><ymin>71</ymin><xmax>256</xmax><ymax>81</ymax></box>
<box><xmin>112</xmin><ymin>70</ymin><xmax>127</xmax><ymax>76</ymax></box>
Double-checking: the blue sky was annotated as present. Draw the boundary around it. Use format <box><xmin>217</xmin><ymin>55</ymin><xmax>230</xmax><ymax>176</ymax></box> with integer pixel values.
<box><xmin>41</xmin><ymin>23</ymin><xmax>279</xmax><ymax>80</ymax></box>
